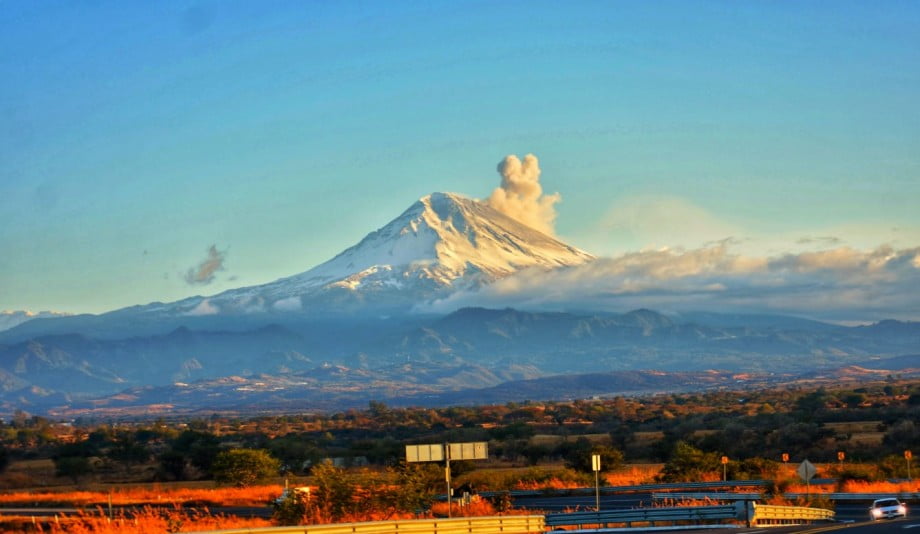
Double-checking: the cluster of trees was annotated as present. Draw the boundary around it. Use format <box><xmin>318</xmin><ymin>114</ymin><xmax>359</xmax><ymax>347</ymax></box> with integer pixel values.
<box><xmin>0</xmin><ymin>379</ymin><xmax>917</xmax><ymax>487</ymax></box>
<box><xmin>274</xmin><ymin>461</ymin><xmax>440</xmax><ymax>524</ymax></box>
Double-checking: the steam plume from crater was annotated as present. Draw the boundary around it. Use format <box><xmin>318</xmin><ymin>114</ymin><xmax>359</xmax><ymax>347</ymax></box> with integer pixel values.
<box><xmin>486</xmin><ymin>154</ymin><xmax>560</xmax><ymax>235</ymax></box>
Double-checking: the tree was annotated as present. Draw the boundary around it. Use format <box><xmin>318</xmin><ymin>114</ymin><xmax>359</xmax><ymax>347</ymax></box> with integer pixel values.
<box><xmin>107</xmin><ymin>431</ymin><xmax>150</xmax><ymax>465</ymax></box>
<box><xmin>726</xmin><ymin>457</ymin><xmax>779</xmax><ymax>480</ymax></box>
<box><xmin>842</xmin><ymin>392</ymin><xmax>867</xmax><ymax>409</ymax></box>
<box><xmin>883</xmin><ymin>420</ymin><xmax>920</xmax><ymax>449</ymax></box>
<box><xmin>273</xmin><ymin>488</ymin><xmax>312</xmax><ymax>526</ymax></box>
<box><xmin>54</xmin><ymin>456</ymin><xmax>93</xmax><ymax>484</ymax></box>
<box><xmin>658</xmin><ymin>441</ymin><xmax>722</xmax><ymax>482</ymax></box>
<box><xmin>310</xmin><ymin>460</ymin><xmax>356</xmax><ymax>522</ymax></box>
<box><xmin>269</xmin><ymin>434</ymin><xmax>322</xmax><ymax>474</ymax></box>
<box><xmin>564</xmin><ymin>438</ymin><xmax>624</xmax><ymax>474</ymax></box>
<box><xmin>0</xmin><ymin>445</ymin><xmax>9</xmax><ymax>474</ymax></box>
<box><xmin>391</xmin><ymin>463</ymin><xmax>436</xmax><ymax>515</ymax></box>
<box><xmin>170</xmin><ymin>430</ymin><xmax>220</xmax><ymax>476</ymax></box>
<box><xmin>157</xmin><ymin>450</ymin><xmax>189</xmax><ymax>481</ymax></box>
<box><xmin>211</xmin><ymin>448</ymin><xmax>280</xmax><ymax>487</ymax></box>
<box><xmin>53</xmin><ymin>441</ymin><xmax>97</xmax><ymax>484</ymax></box>
<box><xmin>877</xmin><ymin>454</ymin><xmax>912</xmax><ymax>479</ymax></box>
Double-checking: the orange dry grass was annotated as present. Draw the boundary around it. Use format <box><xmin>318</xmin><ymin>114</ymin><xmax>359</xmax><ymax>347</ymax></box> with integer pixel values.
<box><xmin>0</xmin><ymin>506</ymin><xmax>271</xmax><ymax>534</ymax></box>
<box><xmin>0</xmin><ymin>485</ymin><xmax>282</xmax><ymax>508</ymax></box>
<box><xmin>513</xmin><ymin>477</ymin><xmax>582</xmax><ymax>490</ymax></box>
<box><xmin>784</xmin><ymin>479</ymin><xmax>916</xmax><ymax>493</ymax></box>
<box><xmin>429</xmin><ymin>498</ymin><xmax>523</xmax><ymax>517</ymax></box>
<box><xmin>838</xmin><ymin>479</ymin><xmax>915</xmax><ymax>493</ymax></box>
<box><xmin>604</xmin><ymin>465</ymin><xmax>662</xmax><ymax>486</ymax></box>
<box><xmin>654</xmin><ymin>497</ymin><xmax>722</xmax><ymax>507</ymax></box>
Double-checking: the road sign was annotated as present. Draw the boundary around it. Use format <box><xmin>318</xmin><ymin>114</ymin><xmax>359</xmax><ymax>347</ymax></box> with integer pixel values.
<box><xmin>407</xmin><ymin>441</ymin><xmax>488</xmax><ymax>520</ymax></box>
<box><xmin>591</xmin><ymin>454</ymin><xmax>602</xmax><ymax>511</ymax></box>
<box><xmin>721</xmin><ymin>456</ymin><xmax>729</xmax><ymax>465</ymax></box>
<box><xmin>837</xmin><ymin>451</ymin><xmax>845</xmax><ymax>462</ymax></box>
<box><xmin>797</xmin><ymin>460</ymin><xmax>817</xmax><ymax>481</ymax></box>
<box><xmin>406</xmin><ymin>444</ymin><xmax>444</xmax><ymax>463</ymax></box>
<box><xmin>448</xmin><ymin>442</ymin><xmax>488</xmax><ymax>460</ymax></box>
<box><xmin>782</xmin><ymin>453</ymin><xmax>789</xmax><ymax>463</ymax></box>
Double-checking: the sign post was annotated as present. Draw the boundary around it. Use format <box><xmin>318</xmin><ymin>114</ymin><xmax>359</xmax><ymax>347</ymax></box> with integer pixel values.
<box><xmin>592</xmin><ymin>454</ymin><xmax>601</xmax><ymax>511</ymax></box>
<box><xmin>721</xmin><ymin>456</ymin><xmax>729</xmax><ymax>482</ymax></box>
<box><xmin>445</xmin><ymin>454</ymin><xmax>451</xmax><ymax>518</ymax></box>
<box><xmin>406</xmin><ymin>442</ymin><xmax>487</xmax><ymax>519</ymax></box>
<box><xmin>906</xmin><ymin>450</ymin><xmax>913</xmax><ymax>481</ymax></box>
<box><xmin>797</xmin><ymin>459</ymin><xmax>817</xmax><ymax>497</ymax></box>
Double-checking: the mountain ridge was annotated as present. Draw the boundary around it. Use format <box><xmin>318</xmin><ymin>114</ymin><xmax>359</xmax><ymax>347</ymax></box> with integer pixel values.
<box><xmin>195</xmin><ymin>192</ymin><xmax>593</xmax><ymax>315</ymax></box>
<box><xmin>4</xmin><ymin>190</ymin><xmax>919</xmax><ymax>416</ymax></box>
<box><xmin>1</xmin><ymin>193</ymin><xmax>593</xmax><ymax>341</ymax></box>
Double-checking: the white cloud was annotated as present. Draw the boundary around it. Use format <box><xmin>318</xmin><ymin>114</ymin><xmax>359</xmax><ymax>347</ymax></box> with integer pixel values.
<box><xmin>0</xmin><ymin>310</ymin><xmax>71</xmax><ymax>332</ymax></box>
<box><xmin>184</xmin><ymin>245</ymin><xmax>227</xmax><ymax>285</ymax></box>
<box><xmin>273</xmin><ymin>296</ymin><xmax>303</xmax><ymax>312</ymax></box>
<box><xmin>186</xmin><ymin>299</ymin><xmax>220</xmax><ymax>316</ymax></box>
<box><xmin>588</xmin><ymin>196</ymin><xmax>740</xmax><ymax>254</ymax></box>
<box><xmin>423</xmin><ymin>243</ymin><xmax>920</xmax><ymax>323</ymax></box>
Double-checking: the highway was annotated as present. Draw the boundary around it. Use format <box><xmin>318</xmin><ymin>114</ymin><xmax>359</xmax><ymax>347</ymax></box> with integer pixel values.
<box><xmin>510</xmin><ymin>492</ymin><xmax>916</xmax><ymax>532</ymax></box>
<box><xmin>685</xmin><ymin>517</ymin><xmax>916</xmax><ymax>533</ymax></box>
<box><xmin>1</xmin><ymin>488</ymin><xmax>913</xmax><ymax>532</ymax></box>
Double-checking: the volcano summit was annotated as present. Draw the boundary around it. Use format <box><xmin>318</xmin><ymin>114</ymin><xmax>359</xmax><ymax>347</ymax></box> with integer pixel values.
<box><xmin>149</xmin><ymin>192</ymin><xmax>594</xmax><ymax>317</ymax></box>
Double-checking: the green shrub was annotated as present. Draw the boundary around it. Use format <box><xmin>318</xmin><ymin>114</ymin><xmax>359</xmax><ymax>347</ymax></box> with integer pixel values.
<box><xmin>211</xmin><ymin>448</ymin><xmax>280</xmax><ymax>487</ymax></box>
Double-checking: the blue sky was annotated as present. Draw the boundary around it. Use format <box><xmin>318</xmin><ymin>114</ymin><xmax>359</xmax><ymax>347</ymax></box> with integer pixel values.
<box><xmin>1</xmin><ymin>1</ymin><xmax>919</xmax><ymax>318</ymax></box>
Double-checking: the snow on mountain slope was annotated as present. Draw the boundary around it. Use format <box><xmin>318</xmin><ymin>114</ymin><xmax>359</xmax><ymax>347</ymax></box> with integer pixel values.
<box><xmin>188</xmin><ymin>192</ymin><xmax>594</xmax><ymax>314</ymax></box>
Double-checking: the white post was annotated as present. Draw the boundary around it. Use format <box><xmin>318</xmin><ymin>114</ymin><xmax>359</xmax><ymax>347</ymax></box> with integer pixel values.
<box><xmin>592</xmin><ymin>454</ymin><xmax>601</xmax><ymax>511</ymax></box>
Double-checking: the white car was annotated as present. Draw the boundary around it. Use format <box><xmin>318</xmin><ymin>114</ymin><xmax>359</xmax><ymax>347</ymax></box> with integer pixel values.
<box><xmin>869</xmin><ymin>498</ymin><xmax>907</xmax><ymax>520</ymax></box>
<box><xmin>273</xmin><ymin>486</ymin><xmax>312</xmax><ymax>505</ymax></box>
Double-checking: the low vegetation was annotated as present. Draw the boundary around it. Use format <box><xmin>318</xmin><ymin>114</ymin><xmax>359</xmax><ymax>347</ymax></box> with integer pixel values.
<box><xmin>0</xmin><ymin>378</ymin><xmax>916</xmax><ymax>531</ymax></box>
<box><xmin>0</xmin><ymin>506</ymin><xmax>272</xmax><ymax>533</ymax></box>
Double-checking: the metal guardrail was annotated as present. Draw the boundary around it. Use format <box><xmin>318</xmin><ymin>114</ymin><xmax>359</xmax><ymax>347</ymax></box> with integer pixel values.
<box><xmin>477</xmin><ymin>479</ymin><xmax>769</xmax><ymax>499</ymax></box>
<box><xmin>652</xmin><ymin>492</ymin><xmax>762</xmax><ymax>501</ymax></box>
<box><xmin>544</xmin><ymin>503</ymin><xmax>744</xmax><ymax>528</ymax></box>
<box><xmin>654</xmin><ymin>491</ymin><xmax>920</xmax><ymax>503</ymax></box>
<box><xmin>194</xmin><ymin>515</ymin><xmax>545</xmax><ymax>534</ymax></box>
<box><xmin>784</xmin><ymin>492</ymin><xmax>920</xmax><ymax>501</ymax></box>
<box><xmin>750</xmin><ymin>502</ymin><xmax>834</xmax><ymax>526</ymax></box>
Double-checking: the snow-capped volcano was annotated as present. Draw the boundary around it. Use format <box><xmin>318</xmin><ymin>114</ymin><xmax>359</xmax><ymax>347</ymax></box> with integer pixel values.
<box><xmin>187</xmin><ymin>192</ymin><xmax>593</xmax><ymax>314</ymax></box>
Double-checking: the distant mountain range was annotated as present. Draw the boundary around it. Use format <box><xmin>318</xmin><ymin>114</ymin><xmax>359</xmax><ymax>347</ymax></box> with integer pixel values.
<box><xmin>2</xmin><ymin>193</ymin><xmax>918</xmax><ymax>417</ymax></box>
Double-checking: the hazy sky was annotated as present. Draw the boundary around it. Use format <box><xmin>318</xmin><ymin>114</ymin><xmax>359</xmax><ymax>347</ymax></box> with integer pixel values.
<box><xmin>2</xmin><ymin>1</ymin><xmax>919</xmax><ymax>317</ymax></box>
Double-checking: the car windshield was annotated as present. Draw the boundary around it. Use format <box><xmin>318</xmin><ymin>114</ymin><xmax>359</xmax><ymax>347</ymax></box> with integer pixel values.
<box><xmin>874</xmin><ymin>499</ymin><xmax>899</xmax><ymax>507</ymax></box>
